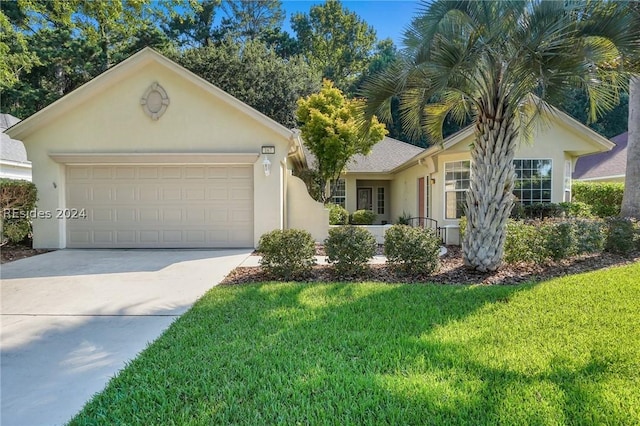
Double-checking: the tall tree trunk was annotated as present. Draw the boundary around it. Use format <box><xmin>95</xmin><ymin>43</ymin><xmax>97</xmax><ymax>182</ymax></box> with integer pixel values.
<box><xmin>463</xmin><ymin>98</ymin><xmax>517</xmax><ymax>272</ymax></box>
<box><xmin>621</xmin><ymin>76</ymin><xmax>640</xmax><ymax>218</ymax></box>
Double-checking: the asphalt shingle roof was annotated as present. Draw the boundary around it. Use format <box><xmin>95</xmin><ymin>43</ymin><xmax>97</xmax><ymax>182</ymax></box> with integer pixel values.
<box><xmin>0</xmin><ymin>113</ymin><xmax>28</xmax><ymax>163</ymax></box>
<box><xmin>573</xmin><ymin>132</ymin><xmax>627</xmax><ymax>180</ymax></box>
<box><xmin>303</xmin><ymin>137</ymin><xmax>424</xmax><ymax>173</ymax></box>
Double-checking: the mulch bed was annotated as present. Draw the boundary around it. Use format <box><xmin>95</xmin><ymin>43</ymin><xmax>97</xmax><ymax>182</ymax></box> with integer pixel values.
<box><xmin>222</xmin><ymin>245</ymin><xmax>640</xmax><ymax>286</ymax></box>
<box><xmin>0</xmin><ymin>243</ymin><xmax>52</xmax><ymax>264</ymax></box>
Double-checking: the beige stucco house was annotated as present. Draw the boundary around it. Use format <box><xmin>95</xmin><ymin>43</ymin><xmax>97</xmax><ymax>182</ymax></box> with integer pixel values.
<box><xmin>328</xmin><ymin>109</ymin><xmax>614</xmax><ymax>244</ymax></box>
<box><xmin>6</xmin><ymin>48</ymin><xmax>326</xmax><ymax>249</ymax></box>
<box><xmin>7</xmin><ymin>48</ymin><xmax>615</xmax><ymax>249</ymax></box>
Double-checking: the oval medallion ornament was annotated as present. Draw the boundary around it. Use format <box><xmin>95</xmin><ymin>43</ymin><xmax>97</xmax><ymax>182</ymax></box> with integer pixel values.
<box><xmin>140</xmin><ymin>82</ymin><xmax>170</xmax><ymax>120</ymax></box>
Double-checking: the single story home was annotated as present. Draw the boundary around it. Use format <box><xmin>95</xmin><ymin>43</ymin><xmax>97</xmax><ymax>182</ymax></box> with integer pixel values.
<box><xmin>6</xmin><ymin>47</ymin><xmax>327</xmax><ymax>249</ymax></box>
<box><xmin>573</xmin><ymin>132</ymin><xmax>627</xmax><ymax>182</ymax></box>
<box><xmin>6</xmin><ymin>48</ymin><xmax>614</xmax><ymax>249</ymax></box>
<box><xmin>0</xmin><ymin>113</ymin><xmax>32</xmax><ymax>181</ymax></box>
<box><xmin>325</xmin><ymin>111</ymin><xmax>614</xmax><ymax>243</ymax></box>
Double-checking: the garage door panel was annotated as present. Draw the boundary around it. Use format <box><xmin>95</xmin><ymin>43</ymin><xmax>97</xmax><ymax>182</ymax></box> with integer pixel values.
<box><xmin>92</xmin><ymin>187</ymin><xmax>113</xmax><ymax>202</ymax></box>
<box><xmin>114</xmin><ymin>167</ymin><xmax>136</xmax><ymax>179</ymax></box>
<box><xmin>116</xmin><ymin>230</ymin><xmax>136</xmax><ymax>243</ymax></box>
<box><xmin>93</xmin><ymin>209</ymin><xmax>113</xmax><ymax>221</ymax></box>
<box><xmin>66</xmin><ymin>165</ymin><xmax>253</xmax><ymax>248</ymax></box>
<box><xmin>161</xmin><ymin>167</ymin><xmax>182</xmax><ymax>178</ymax></box>
<box><xmin>94</xmin><ymin>230</ymin><xmax>114</xmax><ymax>243</ymax></box>
<box><xmin>91</xmin><ymin>166</ymin><xmax>113</xmax><ymax>179</ymax></box>
<box><xmin>138</xmin><ymin>167</ymin><xmax>159</xmax><ymax>179</ymax></box>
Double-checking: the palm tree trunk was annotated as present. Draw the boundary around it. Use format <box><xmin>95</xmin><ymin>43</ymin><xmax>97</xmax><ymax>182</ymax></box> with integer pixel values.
<box><xmin>463</xmin><ymin>98</ymin><xmax>517</xmax><ymax>272</ymax></box>
<box><xmin>620</xmin><ymin>76</ymin><xmax>639</xmax><ymax>218</ymax></box>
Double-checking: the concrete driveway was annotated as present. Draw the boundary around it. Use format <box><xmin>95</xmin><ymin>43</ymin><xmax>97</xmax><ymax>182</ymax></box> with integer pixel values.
<box><xmin>0</xmin><ymin>248</ymin><xmax>251</xmax><ymax>426</ymax></box>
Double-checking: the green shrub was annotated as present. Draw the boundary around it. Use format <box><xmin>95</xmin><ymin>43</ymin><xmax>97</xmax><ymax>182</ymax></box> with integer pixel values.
<box><xmin>524</xmin><ymin>203</ymin><xmax>564</xmax><ymax>219</ymax></box>
<box><xmin>257</xmin><ymin>229</ymin><xmax>316</xmax><ymax>280</ymax></box>
<box><xmin>573</xmin><ymin>219</ymin><xmax>605</xmax><ymax>254</ymax></box>
<box><xmin>0</xmin><ymin>179</ymin><xmax>37</xmax><ymax>244</ymax></box>
<box><xmin>351</xmin><ymin>209</ymin><xmax>376</xmax><ymax>225</ymax></box>
<box><xmin>397</xmin><ymin>211</ymin><xmax>411</xmax><ymax>225</ymax></box>
<box><xmin>542</xmin><ymin>221</ymin><xmax>575</xmax><ymax>260</ymax></box>
<box><xmin>572</xmin><ymin>181</ymin><xmax>624</xmax><ymax>217</ymax></box>
<box><xmin>559</xmin><ymin>201</ymin><xmax>594</xmax><ymax>218</ymax></box>
<box><xmin>325</xmin><ymin>226</ymin><xmax>377</xmax><ymax>276</ymax></box>
<box><xmin>504</xmin><ymin>220</ymin><xmax>548</xmax><ymax>264</ymax></box>
<box><xmin>459</xmin><ymin>216</ymin><xmax>467</xmax><ymax>241</ymax></box>
<box><xmin>327</xmin><ymin>203</ymin><xmax>349</xmax><ymax>225</ymax></box>
<box><xmin>604</xmin><ymin>217</ymin><xmax>639</xmax><ymax>255</ymax></box>
<box><xmin>384</xmin><ymin>225</ymin><xmax>441</xmax><ymax>275</ymax></box>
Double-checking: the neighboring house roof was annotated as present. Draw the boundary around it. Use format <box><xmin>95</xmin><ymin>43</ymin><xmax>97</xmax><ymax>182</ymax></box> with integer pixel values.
<box><xmin>302</xmin><ymin>136</ymin><xmax>425</xmax><ymax>173</ymax></box>
<box><xmin>573</xmin><ymin>132</ymin><xmax>627</xmax><ymax>180</ymax></box>
<box><xmin>0</xmin><ymin>113</ymin><xmax>20</xmax><ymax>131</ymax></box>
<box><xmin>0</xmin><ymin>113</ymin><xmax>29</xmax><ymax>164</ymax></box>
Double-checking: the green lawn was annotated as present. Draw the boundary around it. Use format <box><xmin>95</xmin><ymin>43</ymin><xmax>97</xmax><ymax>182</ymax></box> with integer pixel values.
<box><xmin>70</xmin><ymin>262</ymin><xmax>640</xmax><ymax>425</ymax></box>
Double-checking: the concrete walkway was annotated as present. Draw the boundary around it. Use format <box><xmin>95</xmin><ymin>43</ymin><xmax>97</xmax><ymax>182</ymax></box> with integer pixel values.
<box><xmin>0</xmin><ymin>249</ymin><xmax>251</xmax><ymax>426</ymax></box>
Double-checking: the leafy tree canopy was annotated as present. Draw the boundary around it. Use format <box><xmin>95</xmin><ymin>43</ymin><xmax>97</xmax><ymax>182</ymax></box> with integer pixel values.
<box><xmin>297</xmin><ymin>80</ymin><xmax>387</xmax><ymax>203</ymax></box>
<box><xmin>174</xmin><ymin>39</ymin><xmax>320</xmax><ymax>128</ymax></box>
<box><xmin>292</xmin><ymin>0</ymin><xmax>377</xmax><ymax>94</ymax></box>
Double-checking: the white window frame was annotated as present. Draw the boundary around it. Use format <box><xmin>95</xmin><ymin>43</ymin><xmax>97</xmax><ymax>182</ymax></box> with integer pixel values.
<box><xmin>512</xmin><ymin>158</ymin><xmax>553</xmax><ymax>204</ymax></box>
<box><xmin>376</xmin><ymin>187</ymin><xmax>385</xmax><ymax>214</ymax></box>
<box><xmin>330</xmin><ymin>178</ymin><xmax>346</xmax><ymax>208</ymax></box>
<box><xmin>444</xmin><ymin>160</ymin><xmax>471</xmax><ymax>220</ymax></box>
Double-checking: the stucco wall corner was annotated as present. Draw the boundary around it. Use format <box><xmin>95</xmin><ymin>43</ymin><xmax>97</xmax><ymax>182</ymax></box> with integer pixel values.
<box><xmin>286</xmin><ymin>175</ymin><xmax>329</xmax><ymax>242</ymax></box>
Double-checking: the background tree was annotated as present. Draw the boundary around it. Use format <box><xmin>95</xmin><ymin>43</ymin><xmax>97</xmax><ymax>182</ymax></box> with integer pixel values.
<box><xmin>175</xmin><ymin>40</ymin><xmax>320</xmax><ymax>127</ymax></box>
<box><xmin>559</xmin><ymin>88</ymin><xmax>629</xmax><ymax>138</ymax></box>
<box><xmin>161</xmin><ymin>0</ymin><xmax>220</xmax><ymax>48</ymax></box>
<box><xmin>292</xmin><ymin>0</ymin><xmax>376</xmax><ymax>93</ymax></box>
<box><xmin>0</xmin><ymin>6</ymin><xmax>39</xmax><ymax>92</ymax></box>
<box><xmin>362</xmin><ymin>0</ymin><xmax>639</xmax><ymax>271</ymax></box>
<box><xmin>1</xmin><ymin>0</ymin><xmax>173</xmax><ymax>118</ymax></box>
<box><xmin>297</xmin><ymin>80</ymin><xmax>386</xmax><ymax>203</ymax></box>
<box><xmin>219</xmin><ymin>0</ymin><xmax>284</xmax><ymax>42</ymax></box>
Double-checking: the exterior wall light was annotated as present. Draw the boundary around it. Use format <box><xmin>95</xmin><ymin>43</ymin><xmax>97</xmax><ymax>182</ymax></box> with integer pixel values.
<box><xmin>262</xmin><ymin>156</ymin><xmax>271</xmax><ymax>176</ymax></box>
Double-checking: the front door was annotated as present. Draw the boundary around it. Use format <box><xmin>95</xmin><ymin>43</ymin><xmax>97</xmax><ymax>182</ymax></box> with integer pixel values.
<box><xmin>357</xmin><ymin>188</ymin><xmax>373</xmax><ymax>210</ymax></box>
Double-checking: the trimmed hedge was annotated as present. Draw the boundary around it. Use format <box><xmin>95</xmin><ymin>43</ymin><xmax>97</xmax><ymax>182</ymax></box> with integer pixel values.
<box><xmin>257</xmin><ymin>229</ymin><xmax>316</xmax><ymax>280</ymax></box>
<box><xmin>0</xmin><ymin>179</ymin><xmax>37</xmax><ymax>244</ymax></box>
<box><xmin>351</xmin><ymin>209</ymin><xmax>376</xmax><ymax>225</ymax></box>
<box><xmin>384</xmin><ymin>225</ymin><xmax>441</xmax><ymax>275</ymax></box>
<box><xmin>325</xmin><ymin>226</ymin><xmax>377</xmax><ymax>276</ymax></box>
<box><xmin>572</xmin><ymin>181</ymin><xmax>624</xmax><ymax>217</ymax></box>
<box><xmin>503</xmin><ymin>218</ymin><xmax>612</xmax><ymax>264</ymax></box>
<box><xmin>327</xmin><ymin>203</ymin><xmax>349</xmax><ymax>225</ymax></box>
<box><xmin>604</xmin><ymin>217</ymin><xmax>640</xmax><ymax>255</ymax></box>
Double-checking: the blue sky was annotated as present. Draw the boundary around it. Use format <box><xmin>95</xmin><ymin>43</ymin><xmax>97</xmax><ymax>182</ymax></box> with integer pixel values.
<box><xmin>280</xmin><ymin>1</ymin><xmax>423</xmax><ymax>47</ymax></box>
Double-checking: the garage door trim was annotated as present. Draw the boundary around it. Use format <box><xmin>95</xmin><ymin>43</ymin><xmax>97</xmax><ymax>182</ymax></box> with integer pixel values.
<box><xmin>50</xmin><ymin>152</ymin><xmax>260</xmax><ymax>164</ymax></box>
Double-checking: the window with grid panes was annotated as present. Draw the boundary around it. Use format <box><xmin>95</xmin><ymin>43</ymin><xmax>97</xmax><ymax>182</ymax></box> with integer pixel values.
<box><xmin>444</xmin><ymin>160</ymin><xmax>470</xmax><ymax>219</ymax></box>
<box><xmin>330</xmin><ymin>179</ymin><xmax>346</xmax><ymax>208</ymax></box>
<box><xmin>512</xmin><ymin>159</ymin><xmax>552</xmax><ymax>204</ymax></box>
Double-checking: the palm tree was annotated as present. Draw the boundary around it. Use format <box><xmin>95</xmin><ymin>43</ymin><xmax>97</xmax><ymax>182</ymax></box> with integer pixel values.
<box><xmin>621</xmin><ymin>76</ymin><xmax>639</xmax><ymax>219</ymax></box>
<box><xmin>362</xmin><ymin>0</ymin><xmax>639</xmax><ymax>271</ymax></box>
<box><xmin>621</xmin><ymin>3</ymin><xmax>640</xmax><ymax>219</ymax></box>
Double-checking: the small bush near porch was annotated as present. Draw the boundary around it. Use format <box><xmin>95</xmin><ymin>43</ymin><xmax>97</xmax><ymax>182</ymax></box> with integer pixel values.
<box><xmin>70</xmin><ymin>263</ymin><xmax>640</xmax><ymax>425</ymax></box>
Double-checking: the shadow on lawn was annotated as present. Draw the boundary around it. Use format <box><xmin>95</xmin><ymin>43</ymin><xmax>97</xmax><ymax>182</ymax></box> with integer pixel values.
<box><xmin>70</xmin><ymin>275</ymin><xmax>638</xmax><ymax>425</ymax></box>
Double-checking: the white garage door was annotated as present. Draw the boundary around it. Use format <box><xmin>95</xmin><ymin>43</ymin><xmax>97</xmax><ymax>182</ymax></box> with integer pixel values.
<box><xmin>66</xmin><ymin>165</ymin><xmax>253</xmax><ymax>248</ymax></box>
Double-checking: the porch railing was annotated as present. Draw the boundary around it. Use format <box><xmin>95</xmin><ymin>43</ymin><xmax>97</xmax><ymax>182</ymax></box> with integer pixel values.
<box><xmin>406</xmin><ymin>217</ymin><xmax>447</xmax><ymax>244</ymax></box>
